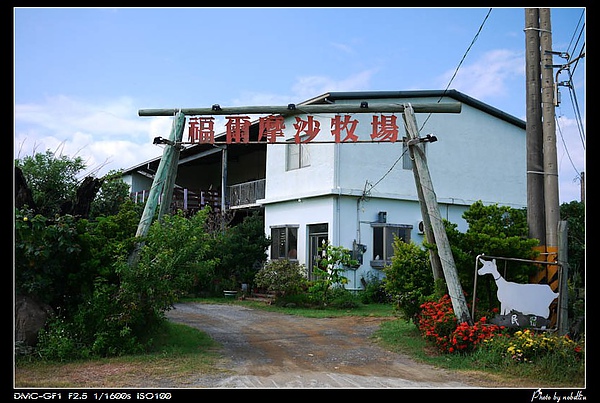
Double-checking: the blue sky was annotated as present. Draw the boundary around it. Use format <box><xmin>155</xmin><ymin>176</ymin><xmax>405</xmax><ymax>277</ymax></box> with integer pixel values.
<box><xmin>14</xmin><ymin>7</ymin><xmax>585</xmax><ymax>204</ymax></box>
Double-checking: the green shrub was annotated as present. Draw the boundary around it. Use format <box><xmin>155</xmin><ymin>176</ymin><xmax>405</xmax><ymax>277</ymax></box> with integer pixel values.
<box><xmin>254</xmin><ymin>259</ymin><xmax>308</xmax><ymax>296</ymax></box>
<box><xmin>328</xmin><ymin>286</ymin><xmax>360</xmax><ymax>309</ymax></box>
<box><xmin>383</xmin><ymin>239</ymin><xmax>434</xmax><ymax>324</ymax></box>
<box><xmin>358</xmin><ymin>275</ymin><xmax>391</xmax><ymax>304</ymax></box>
<box><xmin>309</xmin><ymin>241</ymin><xmax>357</xmax><ymax>306</ymax></box>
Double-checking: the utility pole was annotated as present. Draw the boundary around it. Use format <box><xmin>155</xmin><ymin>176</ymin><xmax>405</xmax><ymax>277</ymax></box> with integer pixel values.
<box><xmin>524</xmin><ymin>8</ymin><xmax>564</xmax><ymax>332</ymax></box>
<box><xmin>540</xmin><ymin>8</ymin><xmax>560</xmax><ymax>250</ymax></box>
<box><xmin>403</xmin><ymin>103</ymin><xmax>472</xmax><ymax>326</ymax></box>
<box><xmin>525</xmin><ymin>8</ymin><xmax>546</xmax><ymax>245</ymax></box>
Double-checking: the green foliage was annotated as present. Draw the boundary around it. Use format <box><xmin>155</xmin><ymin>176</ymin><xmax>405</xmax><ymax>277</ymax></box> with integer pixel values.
<box><xmin>254</xmin><ymin>259</ymin><xmax>308</xmax><ymax>296</ymax></box>
<box><xmin>15</xmin><ymin>149</ymin><xmax>87</xmax><ymax>217</ymax></box>
<box><xmin>17</xmin><ymin>201</ymin><xmax>147</xmax><ymax>359</ymax></box>
<box><xmin>446</xmin><ymin>200</ymin><xmax>539</xmax><ymax>312</ymax></box>
<box><xmin>417</xmin><ymin>294</ymin><xmax>504</xmax><ymax>354</ymax></box>
<box><xmin>128</xmin><ymin>208</ymin><xmax>218</xmax><ymax>316</ymax></box>
<box><xmin>358</xmin><ymin>274</ymin><xmax>392</xmax><ymax>304</ymax></box>
<box><xmin>36</xmin><ymin>315</ymin><xmax>89</xmax><ymax>361</ymax></box>
<box><xmin>215</xmin><ymin>212</ymin><xmax>271</xmax><ymax>289</ymax></box>
<box><xmin>41</xmin><ymin>208</ymin><xmax>218</xmax><ymax>360</ymax></box>
<box><xmin>383</xmin><ymin>238</ymin><xmax>434</xmax><ymax>324</ymax></box>
<box><xmin>309</xmin><ymin>241</ymin><xmax>357</xmax><ymax>305</ymax></box>
<box><xmin>90</xmin><ymin>170</ymin><xmax>132</xmax><ymax>219</ymax></box>
<box><xmin>15</xmin><ymin>208</ymin><xmax>91</xmax><ymax>312</ymax></box>
<box><xmin>560</xmin><ymin>200</ymin><xmax>585</xmax><ymax>289</ymax></box>
<box><xmin>473</xmin><ymin>328</ymin><xmax>584</xmax><ymax>381</ymax></box>
<box><xmin>326</xmin><ymin>287</ymin><xmax>361</xmax><ymax>309</ymax></box>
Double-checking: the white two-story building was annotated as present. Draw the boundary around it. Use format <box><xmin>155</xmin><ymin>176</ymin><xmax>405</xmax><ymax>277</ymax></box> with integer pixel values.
<box><xmin>122</xmin><ymin>89</ymin><xmax>526</xmax><ymax>290</ymax></box>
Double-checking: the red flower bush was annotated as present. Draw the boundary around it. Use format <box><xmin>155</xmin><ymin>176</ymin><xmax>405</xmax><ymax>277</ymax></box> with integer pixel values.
<box><xmin>417</xmin><ymin>294</ymin><xmax>504</xmax><ymax>354</ymax></box>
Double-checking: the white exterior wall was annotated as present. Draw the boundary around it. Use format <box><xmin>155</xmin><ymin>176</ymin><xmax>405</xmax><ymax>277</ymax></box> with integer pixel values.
<box><xmin>122</xmin><ymin>173</ymin><xmax>153</xmax><ymax>195</ymax></box>
<box><xmin>424</xmin><ymin>103</ymin><xmax>526</xmax><ymax>207</ymax></box>
<box><xmin>261</xmin><ymin>94</ymin><xmax>526</xmax><ymax>289</ymax></box>
<box><xmin>333</xmin><ymin>96</ymin><xmax>526</xmax><ymax>208</ymax></box>
<box><xmin>263</xmin><ymin>194</ymin><xmax>471</xmax><ymax>290</ymax></box>
<box><xmin>263</xmin><ymin>117</ymin><xmax>337</xmax><ymax>202</ymax></box>
<box><xmin>263</xmin><ymin>196</ymin><xmax>334</xmax><ymax>270</ymax></box>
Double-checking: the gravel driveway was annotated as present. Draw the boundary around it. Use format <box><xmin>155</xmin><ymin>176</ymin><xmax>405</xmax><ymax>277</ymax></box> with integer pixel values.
<box><xmin>165</xmin><ymin>302</ymin><xmax>498</xmax><ymax>389</ymax></box>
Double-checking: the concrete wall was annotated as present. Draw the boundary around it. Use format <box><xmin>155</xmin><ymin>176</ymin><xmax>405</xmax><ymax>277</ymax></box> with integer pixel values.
<box><xmin>262</xmin><ymin>95</ymin><xmax>526</xmax><ymax>289</ymax></box>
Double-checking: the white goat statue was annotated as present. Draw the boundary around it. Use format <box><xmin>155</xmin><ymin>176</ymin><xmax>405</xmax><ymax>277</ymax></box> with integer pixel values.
<box><xmin>478</xmin><ymin>258</ymin><xmax>559</xmax><ymax>319</ymax></box>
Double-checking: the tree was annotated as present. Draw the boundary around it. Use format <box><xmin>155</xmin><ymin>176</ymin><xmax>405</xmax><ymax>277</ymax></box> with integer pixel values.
<box><xmin>217</xmin><ymin>212</ymin><xmax>271</xmax><ymax>288</ymax></box>
<box><xmin>446</xmin><ymin>201</ymin><xmax>539</xmax><ymax>313</ymax></box>
<box><xmin>560</xmin><ymin>200</ymin><xmax>585</xmax><ymax>289</ymax></box>
<box><xmin>90</xmin><ymin>170</ymin><xmax>132</xmax><ymax>219</ymax></box>
<box><xmin>15</xmin><ymin>150</ymin><xmax>87</xmax><ymax>217</ymax></box>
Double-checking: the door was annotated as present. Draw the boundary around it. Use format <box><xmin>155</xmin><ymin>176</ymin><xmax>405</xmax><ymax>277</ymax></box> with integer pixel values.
<box><xmin>308</xmin><ymin>223</ymin><xmax>328</xmax><ymax>280</ymax></box>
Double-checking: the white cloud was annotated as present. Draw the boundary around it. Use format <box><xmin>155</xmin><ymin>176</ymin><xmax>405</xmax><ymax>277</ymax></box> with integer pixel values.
<box><xmin>556</xmin><ymin>115</ymin><xmax>585</xmax><ymax>203</ymax></box>
<box><xmin>14</xmin><ymin>95</ymin><xmax>171</xmax><ymax>178</ymax></box>
<box><xmin>229</xmin><ymin>70</ymin><xmax>377</xmax><ymax>107</ymax></box>
<box><xmin>329</xmin><ymin>41</ymin><xmax>355</xmax><ymax>55</ymax></box>
<box><xmin>291</xmin><ymin>70</ymin><xmax>376</xmax><ymax>101</ymax></box>
<box><xmin>437</xmin><ymin>49</ymin><xmax>524</xmax><ymax>101</ymax></box>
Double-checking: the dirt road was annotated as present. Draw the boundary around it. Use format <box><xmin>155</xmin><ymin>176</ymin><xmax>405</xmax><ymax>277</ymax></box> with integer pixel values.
<box><xmin>164</xmin><ymin>302</ymin><xmax>518</xmax><ymax>389</ymax></box>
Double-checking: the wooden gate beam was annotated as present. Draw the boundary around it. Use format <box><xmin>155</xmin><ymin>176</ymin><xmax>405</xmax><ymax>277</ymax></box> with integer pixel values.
<box><xmin>138</xmin><ymin>102</ymin><xmax>462</xmax><ymax>117</ymax></box>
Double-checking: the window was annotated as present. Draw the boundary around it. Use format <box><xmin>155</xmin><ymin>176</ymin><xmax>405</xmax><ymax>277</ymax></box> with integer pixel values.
<box><xmin>286</xmin><ymin>140</ymin><xmax>310</xmax><ymax>170</ymax></box>
<box><xmin>371</xmin><ymin>223</ymin><xmax>412</xmax><ymax>268</ymax></box>
<box><xmin>270</xmin><ymin>225</ymin><xmax>298</xmax><ymax>260</ymax></box>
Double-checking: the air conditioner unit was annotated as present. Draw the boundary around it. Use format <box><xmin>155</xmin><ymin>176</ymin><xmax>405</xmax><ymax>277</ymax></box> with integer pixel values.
<box><xmin>418</xmin><ymin>220</ymin><xmax>425</xmax><ymax>235</ymax></box>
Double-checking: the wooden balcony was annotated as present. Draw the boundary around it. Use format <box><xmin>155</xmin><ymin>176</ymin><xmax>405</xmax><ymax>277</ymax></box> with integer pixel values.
<box><xmin>129</xmin><ymin>178</ymin><xmax>265</xmax><ymax>213</ymax></box>
<box><xmin>228</xmin><ymin>179</ymin><xmax>265</xmax><ymax>208</ymax></box>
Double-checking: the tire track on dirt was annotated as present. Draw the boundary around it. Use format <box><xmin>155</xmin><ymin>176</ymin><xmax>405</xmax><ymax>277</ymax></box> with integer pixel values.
<box><xmin>165</xmin><ymin>303</ymin><xmax>482</xmax><ymax>388</ymax></box>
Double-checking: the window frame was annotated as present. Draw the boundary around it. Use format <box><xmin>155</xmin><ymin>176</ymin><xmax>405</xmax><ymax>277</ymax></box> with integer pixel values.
<box><xmin>286</xmin><ymin>138</ymin><xmax>310</xmax><ymax>171</ymax></box>
<box><xmin>270</xmin><ymin>225</ymin><xmax>299</xmax><ymax>260</ymax></box>
<box><xmin>370</xmin><ymin>223</ymin><xmax>413</xmax><ymax>268</ymax></box>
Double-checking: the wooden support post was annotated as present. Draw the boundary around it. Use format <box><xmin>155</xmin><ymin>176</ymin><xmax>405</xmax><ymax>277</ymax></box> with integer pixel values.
<box><xmin>158</xmin><ymin>125</ymin><xmax>185</xmax><ymax>221</ymax></box>
<box><xmin>557</xmin><ymin>220</ymin><xmax>569</xmax><ymax>336</ymax></box>
<box><xmin>403</xmin><ymin>103</ymin><xmax>472</xmax><ymax>325</ymax></box>
<box><xmin>128</xmin><ymin>111</ymin><xmax>186</xmax><ymax>266</ymax></box>
<box><xmin>410</xmin><ymin>150</ymin><xmax>444</xmax><ymax>281</ymax></box>
<box><xmin>138</xmin><ymin>111</ymin><xmax>186</xmax><ymax>235</ymax></box>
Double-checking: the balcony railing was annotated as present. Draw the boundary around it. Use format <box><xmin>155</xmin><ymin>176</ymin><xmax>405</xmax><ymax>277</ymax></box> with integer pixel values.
<box><xmin>130</xmin><ymin>188</ymin><xmax>221</xmax><ymax>214</ymax></box>
<box><xmin>129</xmin><ymin>178</ymin><xmax>265</xmax><ymax>212</ymax></box>
<box><xmin>228</xmin><ymin>179</ymin><xmax>265</xmax><ymax>208</ymax></box>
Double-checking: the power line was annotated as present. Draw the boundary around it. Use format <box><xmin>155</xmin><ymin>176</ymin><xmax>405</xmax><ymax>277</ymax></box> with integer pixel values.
<box><xmin>554</xmin><ymin>8</ymin><xmax>585</xmax><ymax>186</ymax></box>
<box><xmin>420</xmin><ymin>8</ymin><xmax>493</xmax><ymax>130</ymax></box>
<box><xmin>368</xmin><ymin>8</ymin><xmax>493</xmax><ymax>194</ymax></box>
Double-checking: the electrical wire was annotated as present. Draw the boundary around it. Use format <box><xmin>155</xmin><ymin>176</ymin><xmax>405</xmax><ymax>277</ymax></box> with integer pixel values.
<box><xmin>554</xmin><ymin>8</ymin><xmax>585</xmax><ymax>188</ymax></box>
<box><xmin>420</xmin><ymin>8</ymin><xmax>492</xmax><ymax>131</ymax></box>
<box><xmin>367</xmin><ymin>9</ymin><xmax>493</xmax><ymax>195</ymax></box>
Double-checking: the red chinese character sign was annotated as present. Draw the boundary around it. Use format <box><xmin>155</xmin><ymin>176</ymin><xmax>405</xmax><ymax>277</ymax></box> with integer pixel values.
<box><xmin>258</xmin><ymin>115</ymin><xmax>286</xmax><ymax>143</ymax></box>
<box><xmin>185</xmin><ymin>114</ymin><xmax>403</xmax><ymax>145</ymax></box>
<box><xmin>188</xmin><ymin>117</ymin><xmax>215</xmax><ymax>144</ymax></box>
